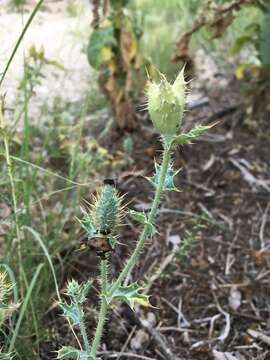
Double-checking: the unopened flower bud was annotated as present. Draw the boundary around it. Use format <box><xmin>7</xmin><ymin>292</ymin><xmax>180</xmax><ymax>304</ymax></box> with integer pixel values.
<box><xmin>147</xmin><ymin>68</ymin><xmax>186</xmax><ymax>135</ymax></box>
<box><xmin>93</xmin><ymin>183</ymin><xmax>121</xmax><ymax>235</ymax></box>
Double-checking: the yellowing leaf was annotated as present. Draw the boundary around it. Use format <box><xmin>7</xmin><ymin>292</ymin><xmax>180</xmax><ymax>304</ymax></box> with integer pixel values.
<box><xmin>133</xmin><ymin>297</ymin><xmax>150</xmax><ymax>307</ymax></box>
<box><xmin>101</xmin><ymin>47</ymin><xmax>113</xmax><ymax>63</ymax></box>
<box><xmin>108</xmin><ymin>282</ymin><xmax>151</xmax><ymax>310</ymax></box>
<box><xmin>235</xmin><ymin>63</ymin><xmax>250</xmax><ymax>80</ymax></box>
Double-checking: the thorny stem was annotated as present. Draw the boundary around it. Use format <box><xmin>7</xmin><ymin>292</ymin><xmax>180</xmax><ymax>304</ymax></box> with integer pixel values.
<box><xmin>90</xmin><ymin>142</ymin><xmax>172</xmax><ymax>356</ymax></box>
<box><xmin>110</xmin><ymin>140</ymin><xmax>172</xmax><ymax>294</ymax></box>
<box><xmin>91</xmin><ymin>259</ymin><xmax>108</xmax><ymax>356</ymax></box>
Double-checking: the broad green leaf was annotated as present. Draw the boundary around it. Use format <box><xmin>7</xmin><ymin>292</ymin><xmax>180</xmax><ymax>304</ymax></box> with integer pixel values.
<box><xmin>259</xmin><ymin>14</ymin><xmax>270</xmax><ymax>66</ymax></box>
<box><xmin>147</xmin><ymin>162</ymin><xmax>180</xmax><ymax>192</ymax></box>
<box><xmin>87</xmin><ymin>27</ymin><xmax>116</xmax><ymax>69</ymax></box>
<box><xmin>108</xmin><ymin>283</ymin><xmax>151</xmax><ymax>310</ymax></box>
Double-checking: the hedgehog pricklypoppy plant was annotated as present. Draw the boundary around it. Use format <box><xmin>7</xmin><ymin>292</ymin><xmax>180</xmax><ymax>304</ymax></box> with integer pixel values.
<box><xmin>57</xmin><ymin>69</ymin><xmax>214</xmax><ymax>359</ymax></box>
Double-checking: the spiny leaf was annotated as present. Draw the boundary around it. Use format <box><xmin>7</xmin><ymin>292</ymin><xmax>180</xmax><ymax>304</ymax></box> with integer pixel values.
<box><xmin>66</xmin><ymin>280</ymin><xmax>92</xmax><ymax>304</ymax></box>
<box><xmin>57</xmin><ymin>346</ymin><xmax>100</xmax><ymax>360</ymax></box>
<box><xmin>147</xmin><ymin>162</ymin><xmax>180</xmax><ymax>192</ymax></box>
<box><xmin>59</xmin><ymin>302</ymin><xmax>80</xmax><ymax>325</ymax></box>
<box><xmin>78</xmin><ymin>213</ymin><xmax>97</xmax><ymax>239</ymax></box>
<box><xmin>172</xmin><ymin>123</ymin><xmax>217</xmax><ymax>145</ymax></box>
<box><xmin>108</xmin><ymin>282</ymin><xmax>151</xmax><ymax>310</ymax></box>
<box><xmin>129</xmin><ymin>210</ymin><xmax>156</xmax><ymax>235</ymax></box>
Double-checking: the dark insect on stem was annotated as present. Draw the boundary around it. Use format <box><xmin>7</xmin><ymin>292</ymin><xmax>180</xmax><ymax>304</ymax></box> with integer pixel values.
<box><xmin>103</xmin><ymin>179</ymin><xmax>116</xmax><ymax>186</ymax></box>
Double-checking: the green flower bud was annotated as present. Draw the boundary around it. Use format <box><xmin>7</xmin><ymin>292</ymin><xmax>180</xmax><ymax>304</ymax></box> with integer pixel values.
<box><xmin>147</xmin><ymin>68</ymin><xmax>186</xmax><ymax>136</ymax></box>
<box><xmin>78</xmin><ymin>182</ymin><xmax>124</xmax><ymax>255</ymax></box>
<box><xmin>92</xmin><ymin>184</ymin><xmax>121</xmax><ymax>235</ymax></box>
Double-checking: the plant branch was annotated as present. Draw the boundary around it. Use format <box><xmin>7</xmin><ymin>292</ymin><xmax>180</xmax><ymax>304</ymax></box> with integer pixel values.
<box><xmin>88</xmin><ymin>141</ymin><xmax>172</xmax><ymax>356</ymax></box>
<box><xmin>110</xmin><ymin>141</ymin><xmax>172</xmax><ymax>294</ymax></box>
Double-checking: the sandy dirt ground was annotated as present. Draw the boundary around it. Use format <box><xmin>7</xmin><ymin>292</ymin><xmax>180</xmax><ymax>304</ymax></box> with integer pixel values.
<box><xmin>0</xmin><ymin>0</ymin><xmax>93</xmax><ymax>115</ymax></box>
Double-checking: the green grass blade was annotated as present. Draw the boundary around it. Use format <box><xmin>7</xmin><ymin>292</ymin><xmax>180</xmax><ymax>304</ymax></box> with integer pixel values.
<box><xmin>0</xmin><ymin>0</ymin><xmax>44</xmax><ymax>87</ymax></box>
<box><xmin>8</xmin><ymin>263</ymin><xmax>43</xmax><ymax>353</ymax></box>
<box><xmin>22</xmin><ymin>226</ymin><xmax>61</xmax><ymax>301</ymax></box>
<box><xmin>7</xmin><ymin>155</ymin><xmax>90</xmax><ymax>186</ymax></box>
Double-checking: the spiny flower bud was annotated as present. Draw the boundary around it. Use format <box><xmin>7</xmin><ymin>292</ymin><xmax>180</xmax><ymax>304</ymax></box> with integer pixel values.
<box><xmin>79</xmin><ymin>182</ymin><xmax>124</xmax><ymax>255</ymax></box>
<box><xmin>92</xmin><ymin>183</ymin><xmax>122</xmax><ymax>235</ymax></box>
<box><xmin>147</xmin><ymin>68</ymin><xmax>186</xmax><ymax>136</ymax></box>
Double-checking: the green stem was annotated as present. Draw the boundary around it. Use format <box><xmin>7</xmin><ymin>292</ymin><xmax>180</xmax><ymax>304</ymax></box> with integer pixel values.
<box><xmin>90</xmin><ymin>141</ymin><xmax>172</xmax><ymax>357</ymax></box>
<box><xmin>75</xmin><ymin>299</ymin><xmax>91</xmax><ymax>354</ymax></box>
<box><xmin>90</xmin><ymin>259</ymin><xmax>108</xmax><ymax>357</ymax></box>
<box><xmin>110</xmin><ymin>141</ymin><xmax>172</xmax><ymax>294</ymax></box>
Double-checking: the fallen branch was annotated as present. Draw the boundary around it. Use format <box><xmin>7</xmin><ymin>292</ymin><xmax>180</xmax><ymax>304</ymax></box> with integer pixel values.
<box><xmin>230</xmin><ymin>158</ymin><xmax>270</xmax><ymax>194</ymax></box>
<box><xmin>139</xmin><ymin>317</ymin><xmax>183</xmax><ymax>360</ymax></box>
<box><xmin>247</xmin><ymin>329</ymin><xmax>270</xmax><ymax>346</ymax></box>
